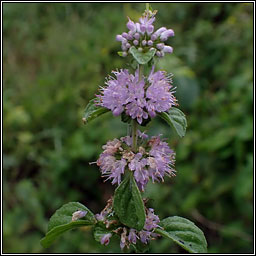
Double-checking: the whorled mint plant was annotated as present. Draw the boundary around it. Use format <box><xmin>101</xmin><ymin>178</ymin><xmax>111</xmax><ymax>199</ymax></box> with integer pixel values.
<box><xmin>41</xmin><ymin>4</ymin><xmax>207</xmax><ymax>253</ymax></box>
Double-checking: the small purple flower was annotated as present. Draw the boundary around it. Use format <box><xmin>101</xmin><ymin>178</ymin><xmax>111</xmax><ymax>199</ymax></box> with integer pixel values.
<box><xmin>139</xmin><ymin>230</ymin><xmax>152</xmax><ymax>244</ymax></box>
<box><xmin>128</xmin><ymin>229</ymin><xmax>138</xmax><ymax>244</ymax></box>
<box><xmin>144</xmin><ymin>208</ymin><xmax>160</xmax><ymax>231</ymax></box>
<box><xmin>120</xmin><ymin>228</ymin><xmax>127</xmax><ymax>250</ymax></box>
<box><xmin>120</xmin><ymin>135</ymin><xmax>132</xmax><ymax>147</ymax></box>
<box><xmin>117</xmin><ymin>207</ymin><xmax>160</xmax><ymax>249</ymax></box>
<box><xmin>97</xmin><ymin>149</ymin><xmax>127</xmax><ymax>185</ymax></box>
<box><xmin>71</xmin><ymin>210</ymin><xmax>87</xmax><ymax>221</ymax></box>
<box><xmin>139</xmin><ymin>15</ymin><xmax>155</xmax><ymax>26</ymax></box>
<box><xmin>95</xmin><ymin>213</ymin><xmax>105</xmax><ymax>221</ymax></box>
<box><xmin>107</xmin><ymin>159</ymin><xmax>127</xmax><ymax>185</ymax></box>
<box><xmin>142</xmin><ymin>40</ymin><xmax>147</xmax><ymax>46</ymax></box>
<box><xmin>129</xmin><ymin>153</ymin><xmax>149</xmax><ymax>190</ymax></box>
<box><xmin>101</xmin><ymin>233</ymin><xmax>112</xmax><ymax>245</ymax></box>
<box><xmin>137</xmin><ymin>129</ymin><xmax>149</xmax><ymax>140</ymax></box>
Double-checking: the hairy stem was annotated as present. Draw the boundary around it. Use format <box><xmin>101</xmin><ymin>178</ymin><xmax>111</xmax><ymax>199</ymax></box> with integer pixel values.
<box><xmin>131</xmin><ymin>64</ymin><xmax>143</xmax><ymax>152</ymax></box>
<box><xmin>132</xmin><ymin>119</ymin><xmax>137</xmax><ymax>151</ymax></box>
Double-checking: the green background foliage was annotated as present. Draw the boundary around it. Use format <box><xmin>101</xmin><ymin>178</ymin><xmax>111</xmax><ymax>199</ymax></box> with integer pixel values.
<box><xmin>3</xmin><ymin>3</ymin><xmax>253</xmax><ymax>253</ymax></box>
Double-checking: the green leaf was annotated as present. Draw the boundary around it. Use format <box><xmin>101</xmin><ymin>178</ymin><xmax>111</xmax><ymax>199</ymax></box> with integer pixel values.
<box><xmin>155</xmin><ymin>216</ymin><xmax>207</xmax><ymax>253</ymax></box>
<box><xmin>113</xmin><ymin>173</ymin><xmax>146</xmax><ymax>230</ymax></box>
<box><xmin>117</xmin><ymin>51</ymin><xmax>124</xmax><ymax>57</ymax></box>
<box><xmin>131</xmin><ymin>239</ymin><xmax>150</xmax><ymax>253</ymax></box>
<box><xmin>83</xmin><ymin>98</ymin><xmax>109</xmax><ymax>125</ymax></box>
<box><xmin>158</xmin><ymin>107</ymin><xmax>187</xmax><ymax>137</ymax></box>
<box><xmin>40</xmin><ymin>202</ymin><xmax>95</xmax><ymax>248</ymax></box>
<box><xmin>129</xmin><ymin>46</ymin><xmax>156</xmax><ymax>65</ymax></box>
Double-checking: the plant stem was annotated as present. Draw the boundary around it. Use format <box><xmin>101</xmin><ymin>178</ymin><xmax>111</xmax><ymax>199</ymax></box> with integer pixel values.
<box><xmin>131</xmin><ymin>64</ymin><xmax>143</xmax><ymax>152</ymax></box>
<box><xmin>146</xmin><ymin>3</ymin><xmax>150</xmax><ymax>12</ymax></box>
<box><xmin>132</xmin><ymin>119</ymin><xmax>137</xmax><ymax>151</ymax></box>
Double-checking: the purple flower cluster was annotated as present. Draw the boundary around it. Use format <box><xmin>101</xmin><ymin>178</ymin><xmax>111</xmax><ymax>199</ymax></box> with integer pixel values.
<box><xmin>96</xmin><ymin>131</ymin><xmax>176</xmax><ymax>191</ymax></box>
<box><xmin>116</xmin><ymin>12</ymin><xmax>174</xmax><ymax>57</ymax></box>
<box><xmin>98</xmin><ymin>206</ymin><xmax>160</xmax><ymax>249</ymax></box>
<box><xmin>97</xmin><ymin>67</ymin><xmax>177</xmax><ymax>124</ymax></box>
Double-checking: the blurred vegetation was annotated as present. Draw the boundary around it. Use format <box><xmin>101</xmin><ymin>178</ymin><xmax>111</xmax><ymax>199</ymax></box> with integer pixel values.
<box><xmin>3</xmin><ymin>3</ymin><xmax>253</xmax><ymax>253</ymax></box>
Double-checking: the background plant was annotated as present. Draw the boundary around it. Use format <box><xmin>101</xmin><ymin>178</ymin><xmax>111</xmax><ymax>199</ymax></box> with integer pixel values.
<box><xmin>3</xmin><ymin>2</ymin><xmax>253</xmax><ymax>253</ymax></box>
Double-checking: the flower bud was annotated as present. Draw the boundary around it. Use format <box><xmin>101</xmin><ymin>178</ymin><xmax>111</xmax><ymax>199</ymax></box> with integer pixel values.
<box><xmin>133</xmin><ymin>40</ymin><xmax>139</xmax><ymax>46</ymax></box>
<box><xmin>146</xmin><ymin>25</ymin><xmax>154</xmax><ymax>35</ymax></box>
<box><xmin>156</xmin><ymin>51</ymin><xmax>162</xmax><ymax>57</ymax></box>
<box><xmin>127</xmin><ymin>31</ymin><xmax>133</xmax><ymax>40</ymax></box>
<box><xmin>122</xmin><ymin>52</ymin><xmax>127</xmax><ymax>57</ymax></box>
<box><xmin>142</xmin><ymin>40</ymin><xmax>147</xmax><ymax>46</ymax></box>
<box><xmin>151</xmin><ymin>34</ymin><xmax>157</xmax><ymax>41</ymax></box>
<box><xmin>163</xmin><ymin>45</ymin><xmax>173</xmax><ymax>53</ymax></box>
<box><xmin>121</xmin><ymin>44</ymin><xmax>127</xmax><ymax>51</ymax></box>
<box><xmin>156</xmin><ymin>43</ymin><xmax>165</xmax><ymax>50</ymax></box>
<box><xmin>140</xmin><ymin>24</ymin><xmax>146</xmax><ymax>33</ymax></box>
<box><xmin>134</xmin><ymin>33</ymin><xmax>140</xmax><ymax>40</ymax></box>
<box><xmin>127</xmin><ymin>18</ymin><xmax>136</xmax><ymax>33</ymax></box>
<box><xmin>135</xmin><ymin>22</ymin><xmax>141</xmax><ymax>33</ymax></box>
<box><xmin>121</xmin><ymin>38</ymin><xmax>127</xmax><ymax>44</ymax></box>
<box><xmin>138</xmin><ymin>47</ymin><xmax>143</xmax><ymax>52</ymax></box>
<box><xmin>116</xmin><ymin>34</ymin><xmax>123</xmax><ymax>41</ymax></box>
<box><xmin>126</xmin><ymin>43</ymin><xmax>131</xmax><ymax>49</ymax></box>
<box><xmin>147</xmin><ymin>40</ymin><xmax>153</xmax><ymax>46</ymax></box>
<box><xmin>160</xmin><ymin>29</ymin><xmax>174</xmax><ymax>41</ymax></box>
<box><xmin>122</xmin><ymin>32</ymin><xmax>128</xmax><ymax>39</ymax></box>
<box><xmin>154</xmin><ymin>27</ymin><xmax>167</xmax><ymax>37</ymax></box>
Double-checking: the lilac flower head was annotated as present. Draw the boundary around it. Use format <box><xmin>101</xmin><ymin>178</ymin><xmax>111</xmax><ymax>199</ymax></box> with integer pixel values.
<box><xmin>96</xmin><ymin>199</ymin><xmax>161</xmax><ymax>250</ymax></box>
<box><xmin>98</xmin><ymin>67</ymin><xmax>177</xmax><ymax>124</ymax></box>
<box><xmin>96</xmin><ymin>131</ymin><xmax>175</xmax><ymax>190</ymax></box>
<box><xmin>116</xmin><ymin>13</ymin><xmax>174</xmax><ymax>57</ymax></box>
